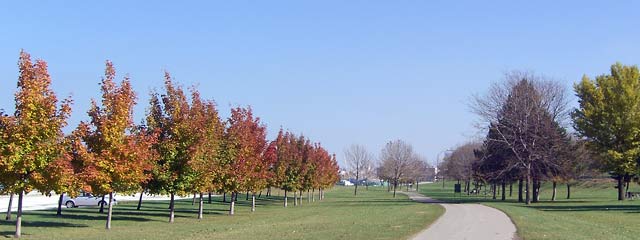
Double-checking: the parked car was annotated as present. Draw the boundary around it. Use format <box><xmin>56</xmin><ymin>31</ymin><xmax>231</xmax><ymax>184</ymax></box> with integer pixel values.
<box><xmin>62</xmin><ymin>192</ymin><xmax>117</xmax><ymax>208</ymax></box>
<box><xmin>338</xmin><ymin>180</ymin><xmax>354</xmax><ymax>186</ymax></box>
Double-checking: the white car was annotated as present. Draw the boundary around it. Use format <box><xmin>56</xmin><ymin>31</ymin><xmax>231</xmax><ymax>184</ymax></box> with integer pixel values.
<box><xmin>339</xmin><ymin>180</ymin><xmax>354</xmax><ymax>186</ymax></box>
<box><xmin>62</xmin><ymin>192</ymin><xmax>117</xmax><ymax>208</ymax></box>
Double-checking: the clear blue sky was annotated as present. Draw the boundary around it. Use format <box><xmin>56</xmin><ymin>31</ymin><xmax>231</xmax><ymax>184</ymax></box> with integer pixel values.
<box><xmin>1</xmin><ymin>1</ymin><xmax>639</xmax><ymax>167</ymax></box>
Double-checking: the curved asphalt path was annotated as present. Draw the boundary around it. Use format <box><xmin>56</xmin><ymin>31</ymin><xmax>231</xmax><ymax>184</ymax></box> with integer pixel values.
<box><xmin>403</xmin><ymin>191</ymin><xmax>517</xmax><ymax>240</ymax></box>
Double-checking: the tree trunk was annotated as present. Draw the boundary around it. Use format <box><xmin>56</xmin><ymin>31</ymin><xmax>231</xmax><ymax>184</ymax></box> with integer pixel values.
<box><xmin>299</xmin><ymin>190</ymin><xmax>303</xmax><ymax>206</ymax></box>
<box><xmin>294</xmin><ymin>191</ymin><xmax>298</xmax><ymax>206</ymax></box>
<box><xmin>566</xmin><ymin>183</ymin><xmax>571</xmax><ymax>199</ymax></box>
<box><xmin>99</xmin><ymin>195</ymin><xmax>105</xmax><ymax>213</ymax></box>
<box><xmin>465</xmin><ymin>181</ymin><xmax>469</xmax><ymax>195</ymax></box>
<box><xmin>354</xmin><ymin>175</ymin><xmax>359</xmax><ymax>196</ymax></box>
<box><xmin>393</xmin><ymin>179</ymin><xmax>398</xmax><ymax>198</ymax></box>
<box><xmin>473</xmin><ymin>181</ymin><xmax>478</xmax><ymax>195</ymax></box>
<box><xmin>492</xmin><ymin>183</ymin><xmax>497</xmax><ymax>200</ymax></box>
<box><xmin>198</xmin><ymin>193</ymin><xmax>203</xmax><ymax>219</ymax></box>
<box><xmin>518</xmin><ymin>179</ymin><xmax>523</xmax><ymax>202</ymax></box>
<box><xmin>251</xmin><ymin>194</ymin><xmax>256</xmax><ymax>212</ymax></box>
<box><xmin>552</xmin><ymin>181</ymin><xmax>557</xmax><ymax>201</ymax></box>
<box><xmin>229</xmin><ymin>192</ymin><xmax>235</xmax><ymax>215</ymax></box>
<box><xmin>246</xmin><ymin>191</ymin><xmax>249</xmax><ymax>201</ymax></box>
<box><xmin>192</xmin><ymin>193</ymin><xmax>196</xmax><ymax>205</ymax></box>
<box><xmin>532</xmin><ymin>180</ymin><xmax>539</xmax><ymax>203</ymax></box>
<box><xmin>626</xmin><ymin>179</ymin><xmax>630</xmax><ymax>193</ymax></box>
<box><xmin>106</xmin><ymin>192</ymin><xmax>114</xmax><ymax>230</ymax></box>
<box><xmin>312</xmin><ymin>189</ymin><xmax>316</xmax><ymax>202</ymax></box>
<box><xmin>509</xmin><ymin>183</ymin><xmax>513</xmax><ymax>197</ymax></box>
<box><xmin>14</xmin><ymin>191</ymin><xmax>23</xmax><ymax>238</ymax></box>
<box><xmin>208</xmin><ymin>192</ymin><xmax>212</xmax><ymax>204</ymax></box>
<box><xmin>57</xmin><ymin>193</ymin><xmax>64</xmax><ymax>216</ymax></box>
<box><xmin>535</xmin><ymin>180</ymin><xmax>541</xmax><ymax>202</ymax></box>
<box><xmin>6</xmin><ymin>193</ymin><xmax>13</xmax><ymax>220</ymax></box>
<box><xmin>501</xmin><ymin>181</ymin><xmax>506</xmax><ymax>201</ymax></box>
<box><xmin>284</xmin><ymin>190</ymin><xmax>288</xmax><ymax>207</ymax></box>
<box><xmin>307</xmin><ymin>190</ymin><xmax>310</xmax><ymax>203</ymax></box>
<box><xmin>223</xmin><ymin>192</ymin><xmax>227</xmax><ymax>203</ymax></box>
<box><xmin>526</xmin><ymin>171</ymin><xmax>532</xmax><ymax>205</ymax></box>
<box><xmin>415</xmin><ymin>180</ymin><xmax>418</xmax><ymax>192</ymax></box>
<box><xmin>258</xmin><ymin>191</ymin><xmax>262</xmax><ymax>198</ymax></box>
<box><xmin>618</xmin><ymin>177</ymin><xmax>625</xmax><ymax>201</ymax></box>
<box><xmin>366</xmin><ymin>181</ymin><xmax>369</xmax><ymax>190</ymax></box>
<box><xmin>169</xmin><ymin>193</ymin><xmax>175</xmax><ymax>223</ymax></box>
<box><xmin>137</xmin><ymin>191</ymin><xmax>144</xmax><ymax>210</ymax></box>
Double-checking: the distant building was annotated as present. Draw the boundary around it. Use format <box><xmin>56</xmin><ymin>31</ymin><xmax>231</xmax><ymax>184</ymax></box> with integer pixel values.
<box><xmin>425</xmin><ymin>167</ymin><xmax>437</xmax><ymax>182</ymax></box>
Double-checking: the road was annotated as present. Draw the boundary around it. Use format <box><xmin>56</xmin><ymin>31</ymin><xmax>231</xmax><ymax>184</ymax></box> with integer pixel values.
<box><xmin>404</xmin><ymin>191</ymin><xmax>517</xmax><ymax>240</ymax></box>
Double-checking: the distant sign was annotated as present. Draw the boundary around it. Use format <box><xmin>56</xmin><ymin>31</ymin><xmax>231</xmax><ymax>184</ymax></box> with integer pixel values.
<box><xmin>454</xmin><ymin>183</ymin><xmax>462</xmax><ymax>193</ymax></box>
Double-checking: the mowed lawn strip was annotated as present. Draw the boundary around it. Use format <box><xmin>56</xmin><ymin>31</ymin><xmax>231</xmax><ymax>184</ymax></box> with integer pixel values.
<box><xmin>0</xmin><ymin>186</ymin><xmax>443</xmax><ymax>240</ymax></box>
<box><xmin>419</xmin><ymin>181</ymin><xmax>640</xmax><ymax>240</ymax></box>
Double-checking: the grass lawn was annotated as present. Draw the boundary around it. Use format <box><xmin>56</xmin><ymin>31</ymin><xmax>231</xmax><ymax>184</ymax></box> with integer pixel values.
<box><xmin>0</xmin><ymin>186</ymin><xmax>443</xmax><ymax>239</ymax></box>
<box><xmin>419</xmin><ymin>180</ymin><xmax>640</xmax><ymax>240</ymax></box>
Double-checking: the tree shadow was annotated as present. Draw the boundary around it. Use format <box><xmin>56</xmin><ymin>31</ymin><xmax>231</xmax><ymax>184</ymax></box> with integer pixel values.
<box><xmin>0</xmin><ymin>220</ymin><xmax>88</xmax><ymax>238</ymax></box>
<box><xmin>0</xmin><ymin>220</ymin><xmax>87</xmax><ymax>228</ymax></box>
<box><xmin>27</xmin><ymin>211</ymin><xmax>154</xmax><ymax>222</ymax></box>
<box><xmin>530</xmin><ymin>204</ymin><xmax>640</xmax><ymax>213</ymax></box>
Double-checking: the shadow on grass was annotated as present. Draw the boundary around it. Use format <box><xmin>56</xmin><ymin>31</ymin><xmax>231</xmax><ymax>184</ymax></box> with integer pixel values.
<box><xmin>27</xmin><ymin>211</ymin><xmax>154</xmax><ymax>222</ymax></box>
<box><xmin>530</xmin><ymin>204</ymin><xmax>640</xmax><ymax>212</ymax></box>
<box><xmin>0</xmin><ymin>220</ymin><xmax>88</xmax><ymax>238</ymax></box>
<box><xmin>0</xmin><ymin>220</ymin><xmax>87</xmax><ymax>228</ymax></box>
<box><xmin>53</xmin><ymin>206</ymin><xmax>233</xmax><ymax>219</ymax></box>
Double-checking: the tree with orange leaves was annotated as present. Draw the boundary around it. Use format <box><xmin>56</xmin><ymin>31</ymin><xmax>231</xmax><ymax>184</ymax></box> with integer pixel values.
<box><xmin>146</xmin><ymin>74</ymin><xmax>223</xmax><ymax>221</ymax></box>
<box><xmin>186</xmin><ymin>87</ymin><xmax>224</xmax><ymax>219</ymax></box>
<box><xmin>272</xmin><ymin>130</ymin><xmax>306</xmax><ymax>207</ymax></box>
<box><xmin>73</xmin><ymin>61</ymin><xmax>156</xmax><ymax>230</ymax></box>
<box><xmin>314</xmin><ymin>147</ymin><xmax>339</xmax><ymax>200</ymax></box>
<box><xmin>0</xmin><ymin>51</ymin><xmax>72</xmax><ymax>238</ymax></box>
<box><xmin>37</xmin><ymin>135</ymin><xmax>83</xmax><ymax>216</ymax></box>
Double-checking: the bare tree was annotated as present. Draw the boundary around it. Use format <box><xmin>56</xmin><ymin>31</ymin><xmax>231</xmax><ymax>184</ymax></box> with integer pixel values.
<box><xmin>344</xmin><ymin>144</ymin><xmax>373</xmax><ymax>196</ymax></box>
<box><xmin>380</xmin><ymin>140</ymin><xmax>416</xmax><ymax>198</ymax></box>
<box><xmin>361</xmin><ymin>157</ymin><xmax>377</xmax><ymax>190</ymax></box>
<box><xmin>471</xmin><ymin>72</ymin><xmax>570</xmax><ymax>205</ymax></box>
<box><xmin>442</xmin><ymin>142</ymin><xmax>480</xmax><ymax>192</ymax></box>
<box><xmin>408</xmin><ymin>155</ymin><xmax>431</xmax><ymax>191</ymax></box>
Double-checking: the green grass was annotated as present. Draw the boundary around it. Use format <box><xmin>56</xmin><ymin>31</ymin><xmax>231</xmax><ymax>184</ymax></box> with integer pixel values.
<box><xmin>419</xmin><ymin>180</ymin><xmax>640</xmax><ymax>240</ymax></box>
<box><xmin>1</xmin><ymin>186</ymin><xmax>443</xmax><ymax>239</ymax></box>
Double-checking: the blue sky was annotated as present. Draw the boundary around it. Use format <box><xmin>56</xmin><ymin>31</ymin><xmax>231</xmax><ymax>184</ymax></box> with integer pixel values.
<box><xmin>1</xmin><ymin>1</ymin><xmax>639</xmax><ymax>167</ymax></box>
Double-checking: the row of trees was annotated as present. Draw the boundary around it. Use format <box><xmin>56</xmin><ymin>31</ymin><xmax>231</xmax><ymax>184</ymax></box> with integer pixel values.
<box><xmin>441</xmin><ymin>71</ymin><xmax>595</xmax><ymax>205</ymax></box>
<box><xmin>442</xmin><ymin>63</ymin><xmax>640</xmax><ymax>205</ymax></box>
<box><xmin>342</xmin><ymin>140</ymin><xmax>432</xmax><ymax>197</ymax></box>
<box><xmin>0</xmin><ymin>51</ymin><xmax>339</xmax><ymax>237</ymax></box>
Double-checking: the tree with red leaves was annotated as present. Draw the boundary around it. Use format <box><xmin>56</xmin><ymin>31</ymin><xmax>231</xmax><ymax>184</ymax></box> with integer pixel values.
<box><xmin>222</xmin><ymin>107</ymin><xmax>274</xmax><ymax>213</ymax></box>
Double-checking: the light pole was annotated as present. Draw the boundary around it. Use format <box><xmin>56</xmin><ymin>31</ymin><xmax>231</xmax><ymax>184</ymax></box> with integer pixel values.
<box><xmin>436</xmin><ymin>149</ymin><xmax>453</xmax><ymax>189</ymax></box>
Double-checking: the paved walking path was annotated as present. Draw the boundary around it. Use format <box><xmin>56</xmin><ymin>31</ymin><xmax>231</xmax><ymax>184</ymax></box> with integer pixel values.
<box><xmin>403</xmin><ymin>191</ymin><xmax>517</xmax><ymax>240</ymax></box>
